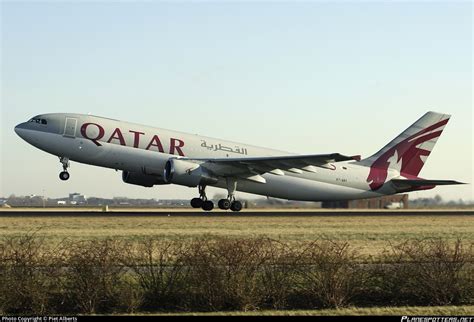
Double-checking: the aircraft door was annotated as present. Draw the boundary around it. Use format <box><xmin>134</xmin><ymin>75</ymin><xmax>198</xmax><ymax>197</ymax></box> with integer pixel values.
<box><xmin>63</xmin><ymin>117</ymin><xmax>77</xmax><ymax>138</ymax></box>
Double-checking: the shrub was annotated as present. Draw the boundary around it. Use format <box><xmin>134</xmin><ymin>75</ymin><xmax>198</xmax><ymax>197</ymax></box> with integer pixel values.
<box><xmin>375</xmin><ymin>238</ymin><xmax>474</xmax><ymax>306</ymax></box>
<box><xmin>182</xmin><ymin>236</ymin><xmax>270</xmax><ymax>311</ymax></box>
<box><xmin>0</xmin><ymin>233</ymin><xmax>472</xmax><ymax>314</ymax></box>
<box><xmin>258</xmin><ymin>239</ymin><xmax>298</xmax><ymax>309</ymax></box>
<box><xmin>294</xmin><ymin>239</ymin><xmax>367</xmax><ymax>308</ymax></box>
<box><xmin>60</xmin><ymin>239</ymin><xmax>129</xmax><ymax>313</ymax></box>
<box><xmin>122</xmin><ymin>238</ymin><xmax>189</xmax><ymax>311</ymax></box>
<box><xmin>0</xmin><ymin>232</ymin><xmax>62</xmax><ymax>314</ymax></box>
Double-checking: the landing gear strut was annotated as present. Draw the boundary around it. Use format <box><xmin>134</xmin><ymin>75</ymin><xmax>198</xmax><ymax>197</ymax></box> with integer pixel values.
<box><xmin>59</xmin><ymin>157</ymin><xmax>70</xmax><ymax>181</ymax></box>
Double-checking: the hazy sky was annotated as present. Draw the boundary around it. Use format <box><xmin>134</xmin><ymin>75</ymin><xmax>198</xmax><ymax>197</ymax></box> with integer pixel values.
<box><xmin>1</xmin><ymin>1</ymin><xmax>472</xmax><ymax>201</ymax></box>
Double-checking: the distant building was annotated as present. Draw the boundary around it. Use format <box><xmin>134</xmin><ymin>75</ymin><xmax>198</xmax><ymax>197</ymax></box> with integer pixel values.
<box><xmin>322</xmin><ymin>194</ymin><xmax>408</xmax><ymax>209</ymax></box>
<box><xmin>69</xmin><ymin>193</ymin><xmax>87</xmax><ymax>204</ymax></box>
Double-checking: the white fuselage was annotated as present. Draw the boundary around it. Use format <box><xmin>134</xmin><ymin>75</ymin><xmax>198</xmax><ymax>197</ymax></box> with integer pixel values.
<box><xmin>15</xmin><ymin>113</ymin><xmax>400</xmax><ymax>201</ymax></box>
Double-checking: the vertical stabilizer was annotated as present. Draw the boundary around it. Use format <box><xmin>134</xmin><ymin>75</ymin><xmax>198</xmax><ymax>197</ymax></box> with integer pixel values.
<box><xmin>359</xmin><ymin>111</ymin><xmax>450</xmax><ymax>190</ymax></box>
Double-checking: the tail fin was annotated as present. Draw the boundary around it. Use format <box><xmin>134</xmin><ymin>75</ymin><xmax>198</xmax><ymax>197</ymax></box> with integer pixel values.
<box><xmin>359</xmin><ymin>111</ymin><xmax>451</xmax><ymax>190</ymax></box>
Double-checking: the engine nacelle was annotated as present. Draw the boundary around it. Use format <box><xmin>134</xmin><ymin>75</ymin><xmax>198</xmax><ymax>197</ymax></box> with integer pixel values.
<box><xmin>122</xmin><ymin>171</ymin><xmax>165</xmax><ymax>187</ymax></box>
<box><xmin>163</xmin><ymin>159</ymin><xmax>218</xmax><ymax>187</ymax></box>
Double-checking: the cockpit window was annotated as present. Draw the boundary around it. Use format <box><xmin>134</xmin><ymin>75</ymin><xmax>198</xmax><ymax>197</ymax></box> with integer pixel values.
<box><xmin>28</xmin><ymin>117</ymin><xmax>47</xmax><ymax>125</ymax></box>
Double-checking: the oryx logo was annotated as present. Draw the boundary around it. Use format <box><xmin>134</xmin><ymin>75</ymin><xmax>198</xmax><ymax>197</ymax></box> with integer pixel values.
<box><xmin>367</xmin><ymin>119</ymin><xmax>448</xmax><ymax>190</ymax></box>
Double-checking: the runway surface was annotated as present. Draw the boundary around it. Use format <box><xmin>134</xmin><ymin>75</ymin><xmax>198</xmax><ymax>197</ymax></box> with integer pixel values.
<box><xmin>0</xmin><ymin>208</ymin><xmax>473</xmax><ymax>216</ymax></box>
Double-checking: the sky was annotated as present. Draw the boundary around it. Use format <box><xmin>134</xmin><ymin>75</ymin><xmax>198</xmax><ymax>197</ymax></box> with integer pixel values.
<box><xmin>1</xmin><ymin>1</ymin><xmax>472</xmax><ymax>201</ymax></box>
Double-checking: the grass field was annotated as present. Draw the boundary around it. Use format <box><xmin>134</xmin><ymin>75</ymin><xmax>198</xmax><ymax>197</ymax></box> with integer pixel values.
<box><xmin>154</xmin><ymin>305</ymin><xmax>474</xmax><ymax>316</ymax></box>
<box><xmin>0</xmin><ymin>214</ymin><xmax>472</xmax><ymax>256</ymax></box>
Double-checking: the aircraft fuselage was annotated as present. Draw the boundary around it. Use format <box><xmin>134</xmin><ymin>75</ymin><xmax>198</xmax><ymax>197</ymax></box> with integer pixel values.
<box><xmin>15</xmin><ymin>113</ymin><xmax>396</xmax><ymax>201</ymax></box>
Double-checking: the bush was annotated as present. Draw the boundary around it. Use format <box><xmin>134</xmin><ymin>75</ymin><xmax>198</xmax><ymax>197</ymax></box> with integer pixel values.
<box><xmin>375</xmin><ymin>238</ymin><xmax>474</xmax><ymax>306</ymax></box>
<box><xmin>60</xmin><ymin>239</ymin><xmax>129</xmax><ymax>313</ymax></box>
<box><xmin>0</xmin><ymin>232</ymin><xmax>62</xmax><ymax>314</ymax></box>
<box><xmin>0</xmin><ymin>234</ymin><xmax>472</xmax><ymax>314</ymax></box>
<box><xmin>257</xmin><ymin>239</ymin><xmax>297</xmax><ymax>309</ymax></box>
<box><xmin>294</xmin><ymin>239</ymin><xmax>367</xmax><ymax>308</ymax></box>
<box><xmin>122</xmin><ymin>238</ymin><xmax>188</xmax><ymax>311</ymax></box>
<box><xmin>181</xmin><ymin>236</ymin><xmax>270</xmax><ymax>311</ymax></box>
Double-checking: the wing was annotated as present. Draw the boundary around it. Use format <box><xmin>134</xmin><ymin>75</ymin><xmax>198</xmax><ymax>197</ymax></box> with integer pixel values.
<box><xmin>183</xmin><ymin>153</ymin><xmax>360</xmax><ymax>183</ymax></box>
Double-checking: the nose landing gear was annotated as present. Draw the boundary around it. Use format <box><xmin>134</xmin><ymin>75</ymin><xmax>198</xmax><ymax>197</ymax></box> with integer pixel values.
<box><xmin>59</xmin><ymin>157</ymin><xmax>70</xmax><ymax>181</ymax></box>
<box><xmin>59</xmin><ymin>171</ymin><xmax>70</xmax><ymax>181</ymax></box>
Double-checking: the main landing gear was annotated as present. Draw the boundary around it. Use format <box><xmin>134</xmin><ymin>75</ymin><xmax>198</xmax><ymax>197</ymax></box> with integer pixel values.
<box><xmin>59</xmin><ymin>157</ymin><xmax>70</xmax><ymax>181</ymax></box>
<box><xmin>218</xmin><ymin>198</ymin><xmax>242</xmax><ymax>212</ymax></box>
<box><xmin>218</xmin><ymin>178</ymin><xmax>242</xmax><ymax>211</ymax></box>
<box><xmin>190</xmin><ymin>185</ymin><xmax>214</xmax><ymax>211</ymax></box>
<box><xmin>190</xmin><ymin>179</ymin><xmax>243</xmax><ymax>212</ymax></box>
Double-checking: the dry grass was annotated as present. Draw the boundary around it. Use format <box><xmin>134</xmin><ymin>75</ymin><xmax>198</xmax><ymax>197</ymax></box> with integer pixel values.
<box><xmin>0</xmin><ymin>215</ymin><xmax>472</xmax><ymax>256</ymax></box>
<box><xmin>148</xmin><ymin>305</ymin><xmax>474</xmax><ymax>315</ymax></box>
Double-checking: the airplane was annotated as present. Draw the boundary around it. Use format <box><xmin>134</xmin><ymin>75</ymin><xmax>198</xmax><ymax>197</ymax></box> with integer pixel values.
<box><xmin>14</xmin><ymin>111</ymin><xmax>464</xmax><ymax>211</ymax></box>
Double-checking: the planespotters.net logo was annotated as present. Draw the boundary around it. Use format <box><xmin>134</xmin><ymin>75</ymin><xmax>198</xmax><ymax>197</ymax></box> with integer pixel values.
<box><xmin>401</xmin><ymin>317</ymin><xmax>474</xmax><ymax>322</ymax></box>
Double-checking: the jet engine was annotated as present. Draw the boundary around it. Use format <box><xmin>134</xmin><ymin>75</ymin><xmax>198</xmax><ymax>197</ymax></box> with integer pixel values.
<box><xmin>122</xmin><ymin>171</ymin><xmax>165</xmax><ymax>187</ymax></box>
<box><xmin>163</xmin><ymin>159</ymin><xmax>218</xmax><ymax>187</ymax></box>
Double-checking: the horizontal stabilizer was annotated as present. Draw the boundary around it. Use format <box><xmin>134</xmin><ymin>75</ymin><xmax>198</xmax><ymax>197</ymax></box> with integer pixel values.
<box><xmin>391</xmin><ymin>179</ymin><xmax>465</xmax><ymax>190</ymax></box>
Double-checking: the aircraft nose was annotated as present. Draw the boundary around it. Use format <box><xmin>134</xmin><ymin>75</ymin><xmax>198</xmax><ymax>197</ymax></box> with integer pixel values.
<box><xmin>14</xmin><ymin>122</ymin><xmax>28</xmax><ymax>139</ymax></box>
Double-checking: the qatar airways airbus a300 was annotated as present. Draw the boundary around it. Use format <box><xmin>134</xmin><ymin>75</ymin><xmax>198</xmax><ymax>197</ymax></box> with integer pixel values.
<box><xmin>15</xmin><ymin>111</ymin><xmax>463</xmax><ymax>211</ymax></box>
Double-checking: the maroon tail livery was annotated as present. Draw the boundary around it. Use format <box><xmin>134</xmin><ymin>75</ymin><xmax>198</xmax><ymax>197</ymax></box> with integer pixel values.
<box><xmin>359</xmin><ymin>111</ymin><xmax>451</xmax><ymax>191</ymax></box>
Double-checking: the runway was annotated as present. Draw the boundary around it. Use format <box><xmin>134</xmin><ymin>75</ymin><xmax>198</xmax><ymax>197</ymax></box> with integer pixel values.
<box><xmin>0</xmin><ymin>208</ymin><xmax>473</xmax><ymax>216</ymax></box>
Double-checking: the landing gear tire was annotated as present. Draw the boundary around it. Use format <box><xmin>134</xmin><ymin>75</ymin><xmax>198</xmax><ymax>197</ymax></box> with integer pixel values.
<box><xmin>59</xmin><ymin>171</ymin><xmax>70</xmax><ymax>181</ymax></box>
<box><xmin>218</xmin><ymin>199</ymin><xmax>231</xmax><ymax>210</ymax></box>
<box><xmin>202</xmin><ymin>200</ymin><xmax>214</xmax><ymax>211</ymax></box>
<box><xmin>230</xmin><ymin>200</ymin><xmax>242</xmax><ymax>212</ymax></box>
<box><xmin>190</xmin><ymin>198</ymin><xmax>203</xmax><ymax>208</ymax></box>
